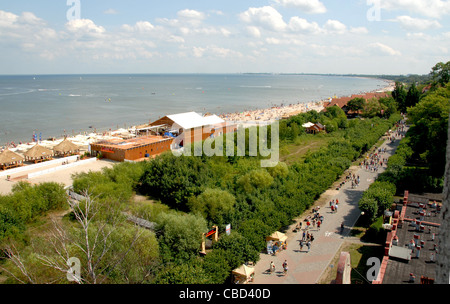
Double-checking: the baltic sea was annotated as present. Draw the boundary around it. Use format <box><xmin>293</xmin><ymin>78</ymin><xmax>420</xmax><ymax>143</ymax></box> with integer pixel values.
<box><xmin>0</xmin><ymin>74</ymin><xmax>388</xmax><ymax>145</ymax></box>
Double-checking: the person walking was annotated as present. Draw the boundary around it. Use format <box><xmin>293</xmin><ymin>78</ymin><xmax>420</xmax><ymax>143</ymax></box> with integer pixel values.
<box><xmin>282</xmin><ymin>260</ymin><xmax>288</xmax><ymax>275</ymax></box>
<box><xmin>306</xmin><ymin>241</ymin><xmax>311</xmax><ymax>252</ymax></box>
<box><xmin>270</xmin><ymin>261</ymin><xmax>275</xmax><ymax>274</ymax></box>
<box><xmin>317</xmin><ymin>220</ymin><xmax>321</xmax><ymax>230</ymax></box>
<box><xmin>299</xmin><ymin>240</ymin><xmax>304</xmax><ymax>251</ymax></box>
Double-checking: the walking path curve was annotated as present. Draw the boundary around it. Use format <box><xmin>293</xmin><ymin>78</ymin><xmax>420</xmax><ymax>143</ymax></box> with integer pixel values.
<box><xmin>251</xmin><ymin>125</ymin><xmax>406</xmax><ymax>284</ymax></box>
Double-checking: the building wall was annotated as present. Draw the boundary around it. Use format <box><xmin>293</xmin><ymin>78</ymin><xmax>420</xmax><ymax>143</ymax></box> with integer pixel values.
<box><xmin>90</xmin><ymin>139</ymin><xmax>173</xmax><ymax>162</ymax></box>
<box><xmin>124</xmin><ymin>139</ymin><xmax>172</xmax><ymax>160</ymax></box>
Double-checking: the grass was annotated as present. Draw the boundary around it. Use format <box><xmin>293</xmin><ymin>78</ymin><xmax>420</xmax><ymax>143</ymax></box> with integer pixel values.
<box><xmin>280</xmin><ymin>133</ymin><xmax>331</xmax><ymax>164</ymax></box>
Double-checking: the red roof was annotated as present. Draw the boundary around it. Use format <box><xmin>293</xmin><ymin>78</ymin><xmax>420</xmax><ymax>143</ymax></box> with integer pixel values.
<box><xmin>323</xmin><ymin>92</ymin><xmax>390</xmax><ymax>110</ymax></box>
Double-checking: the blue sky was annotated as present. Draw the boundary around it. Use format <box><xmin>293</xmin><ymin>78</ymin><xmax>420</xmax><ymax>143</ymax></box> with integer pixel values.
<box><xmin>1</xmin><ymin>0</ymin><xmax>449</xmax><ymax>75</ymax></box>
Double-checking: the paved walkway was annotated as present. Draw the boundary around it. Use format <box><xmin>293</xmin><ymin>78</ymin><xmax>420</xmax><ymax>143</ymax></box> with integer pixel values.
<box><xmin>251</xmin><ymin>129</ymin><xmax>406</xmax><ymax>284</ymax></box>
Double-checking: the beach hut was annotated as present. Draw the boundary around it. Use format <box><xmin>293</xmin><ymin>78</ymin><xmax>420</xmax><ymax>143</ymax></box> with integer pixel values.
<box><xmin>0</xmin><ymin>149</ymin><xmax>25</xmax><ymax>170</ymax></box>
<box><xmin>23</xmin><ymin>144</ymin><xmax>54</xmax><ymax>163</ymax></box>
<box><xmin>53</xmin><ymin>138</ymin><xmax>80</xmax><ymax>157</ymax></box>
<box><xmin>232</xmin><ymin>264</ymin><xmax>255</xmax><ymax>284</ymax></box>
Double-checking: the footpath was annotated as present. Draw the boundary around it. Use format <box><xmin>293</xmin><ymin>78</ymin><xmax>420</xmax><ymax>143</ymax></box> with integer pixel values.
<box><xmin>251</xmin><ymin>126</ymin><xmax>406</xmax><ymax>284</ymax></box>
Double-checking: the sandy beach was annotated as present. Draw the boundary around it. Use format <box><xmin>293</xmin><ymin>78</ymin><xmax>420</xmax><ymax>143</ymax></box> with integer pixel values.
<box><xmin>219</xmin><ymin>80</ymin><xmax>395</xmax><ymax>123</ymax></box>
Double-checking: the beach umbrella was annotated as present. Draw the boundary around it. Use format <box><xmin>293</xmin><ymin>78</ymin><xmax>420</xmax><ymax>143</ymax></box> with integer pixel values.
<box><xmin>232</xmin><ymin>264</ymin><xmax>255</xmax><ymax>278</ymax></box>
<box><xmin>23</xmin><ymin>144</ymin><xmax>54</xmax><ymax>161</ymax></box>
<box><xmin>53</xmin><ymin>138</ymin><xmax>80</xmax><ymax>155</ymax></box>
<box><xmin>0</xmin><ymin>149</ymin><xmax>24</xmax><ymax>165</ymax></box>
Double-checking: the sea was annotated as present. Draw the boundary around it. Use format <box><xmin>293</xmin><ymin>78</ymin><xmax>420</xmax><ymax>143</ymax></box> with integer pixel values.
<box><xmin>0</xmin><ymin>74</ymin><xmax>388</xmax><ymax>145</ymax></box>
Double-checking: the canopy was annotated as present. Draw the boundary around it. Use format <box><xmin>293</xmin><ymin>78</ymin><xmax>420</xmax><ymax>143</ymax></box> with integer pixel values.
<box><xmin>23</xmin><ymin>144</ymin><xmax>54</xmax><ymax>159</ymax></box>
<box><xmin>232</xmin><ymin>264</ymin><xmax>255</xmax><ymax>278</ymax></box>
<box><xmin>53</xmin><ymin>138</ymin><xmax>80</xmax><ymax>154</ymax></box>
<box><xmin>266</xmin><ymin>231</ymin><xmax>287</xmax><ymax>242</ymax></box>
<box><xmin>0</xmin><ymin>149</ymin><xmax>24</xmax><ymax>165</ymax></box>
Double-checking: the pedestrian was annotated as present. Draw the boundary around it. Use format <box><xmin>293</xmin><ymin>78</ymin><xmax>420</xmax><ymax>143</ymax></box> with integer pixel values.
<box><xmin>341</xmin><ymin>222</ymin><xmax>345</xmax><ymax>234</ymax></box>
<box><xmin>317</xmin><ymin>220</ymin><xmax>321</xmax><ymax>230</ymax></box>
<box><xmin>270</xmin><ymin>261</ymin><xmax>275</xmax><ymax>274</ymax></box>
<box><xmin>302</xmin><ymin>231</ymin><xmax>306</xmax><ymax>241</ymax></box>
<box><xmin>299</xmin><ymin>240</ymin><xmax>304</xmax><ymax>251</ymax></box>
<box><xmin>307</xmin><ymin>241</ymin><xmax>311</xmax><ymax>252</ymax></box>
<box><xmin>331</xmin><ymin>205</ymin><xmax>335</xmax><ymax>213</ymax></box>
<box><xmin>282</xmin><ymin>260</ymin><xmax>288</xmax><ymax>275</ymax></box>
<box><xmin>310</xmin><ymin>233</ymin><xmax>314</xmax><ymax>242</ymax></box>
<box><xmin>336</xmin><ymin>199</ymin><xmax>339</xmax><ymax>205</ymax></box>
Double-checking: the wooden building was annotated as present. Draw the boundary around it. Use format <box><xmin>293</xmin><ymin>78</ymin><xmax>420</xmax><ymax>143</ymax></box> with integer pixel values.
<box><xmin>23</xmin><ymin>144</ymin><xmax>54</xmax><ymax>163</ymax></box>
<box><xmin>90</xmin><ymin>135</ymin><xmax>173</xmax><ymax>162</ymax></box>
<box><xmin>0</xmin><ymin>149</ymin><xmax>24</xmax><ymax>170</ymax></box>
<box><xmin>302</xmin><ymin>122</ymin><xmax>326</xmax><ymax>134</ymax></box>
<box><xmin>90</xmin><ymin>112</ymin><xmax>237</xmax><ymax>162</ymax></box>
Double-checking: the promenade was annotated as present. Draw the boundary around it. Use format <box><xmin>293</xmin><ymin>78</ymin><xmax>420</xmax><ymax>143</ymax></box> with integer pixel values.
<box><xmin>251</xmin><ymin>127</ymin><xmax>405</xmax><ymax>284</ymax></box>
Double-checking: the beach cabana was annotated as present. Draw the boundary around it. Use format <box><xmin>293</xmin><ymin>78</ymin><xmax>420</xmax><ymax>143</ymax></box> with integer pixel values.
<box><xmin>23</xmin><ymin>144</ymin><xmax>54</xmax><ymax>163</ymax></box>
<box><xmin>0</xmin><ymin>149</ymin><xmax>25</xmax><ymax>171</ymax></box>
<box><xmin>232</xmin><ymin>264</ymin><xmax>255</xmax><ymax>284</ymax></box>
<box><xmin>53</xmin><ymin>138</ymin><xmax>80</xmax><ymax>157</ymax></box>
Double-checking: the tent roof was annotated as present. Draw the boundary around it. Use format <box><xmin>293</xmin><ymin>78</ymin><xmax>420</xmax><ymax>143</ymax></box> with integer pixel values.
<box><xmin>232</xmin><ymin>264</ymin><xmax>255</xmax><ymax>277</ymax></box>
<box><xmin>53</xmin><ymin>138</ymin><xmax>80</xmax><ymax>153</ymax></box>
<box><xmin>266</xmin><ymin>231</ymin><xmax>287</xmax><ymax>242</ymax></box>
<box><xmin>167</xmin><ymin>112</ymin><xmax>205</xmax><ymax>130</ymax></box>
<box><xmin>302</xmin><ymin>122</ymin><xmax>315</xmax><ymax>128</ymax></box>
<box><xmin>166</xmin><ymin>112</ymin><xmax>225</xmax><ymax>130</ymax></box>
<box><xmin>202</xmin><ymin>114</ymin><xmax>225</xmax><ymax>126</ymax></box>
<box><xmin>0</xmin><ymin>149</ymin><xmax>24</xmax><ymax>164</ymax></box>
<box><xmin>23</xmin><ymin>144</ymin><xmax>54</xmax><ymax>158</ymax></box>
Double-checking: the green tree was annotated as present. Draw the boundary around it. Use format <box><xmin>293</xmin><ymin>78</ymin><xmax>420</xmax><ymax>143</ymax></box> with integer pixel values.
<box><xmin>156</xmin><ymin>212</ymin><xmax>208</xmax><ymax>264</ymax></box>
<box><xmin>406</xmin><ymin>83</ymin><xmax>421</xmax><ymax>109</ymax></box>
<box><xmin>188</xmin><ymin>188</ymin><xmax>236</xmax><ymax>228</ymax></box>
<box><xmin>430</xmin><ymin>61</ymin><xmax>450</xmax><ymax>86</ymax></box>
<box><xmin>392</xmin><ymin>81</ymin><xmax>407</xmax><ymax>113</ymax></box>
<box><xmin>347</xmin><ymin>97</ymin><xmax>366</xmax><ymax>113</ymax></box>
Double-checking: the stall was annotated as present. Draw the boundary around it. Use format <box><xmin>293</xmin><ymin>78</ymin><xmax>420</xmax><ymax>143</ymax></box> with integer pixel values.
<box><xmin>0</xmin><ymin>149</ymin><xmax>24</xmax><ymax>171</ymax></box>
<box><xmin>266</xmin><ymin>231</ymin><xmax>288</xmax><ymax>255</ymax></box>
<box><xmin>232</xmin><ymin>264</ymin><xmax>255</xmax><ymax>284</ymax></box>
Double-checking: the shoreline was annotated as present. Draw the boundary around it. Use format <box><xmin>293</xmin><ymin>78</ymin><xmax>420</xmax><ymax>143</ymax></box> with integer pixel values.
<box><xmin>1</xmin><ymin>80</ymin><xmax>395</xmax><ymax>157</ymax></box>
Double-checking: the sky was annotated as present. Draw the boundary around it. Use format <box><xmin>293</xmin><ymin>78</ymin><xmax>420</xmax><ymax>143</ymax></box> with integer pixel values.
<box><xmin>0</xmin><ymin>0</ymin><xmax>449</xmax><ymax>75</ymax></box>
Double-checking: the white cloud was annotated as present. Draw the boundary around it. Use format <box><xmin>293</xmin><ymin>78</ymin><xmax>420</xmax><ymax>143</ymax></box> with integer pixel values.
<box><xmin>65</xmin><ymin>19</ymin><xmax>106</xmax><ymax>37</ymax></box>
<box><xmin>239</xmin><ymin>6</ymin><xmax>287</xmax><ymax>32</ymax></box>
<box><xmin>369</xmin><ymin>42</ymin><xmax>401</xmax><ymax>56</ymax></box>
<box><xmin>177</xmin><ymin>9</ymin><xmax>206</xmax><ymax>27</ymax></box>
<box><xmin>104</xmin><ymin>9</ymin><xmax>119</xmax><ymax>15</ymax></box>
<box><xmin>274</xmin><ymin>0</ymin><xmax>327</xmax><ymax>14</ymax></box>
<box><xmin>380</xmin><ymin>0</ymin><xmax>450</xmax><ymax>18</ymax></box>
<box><xmin>323</xmin><ymin>20</ymin><xmax>347</xmax><ymax>34</ymax></box>
<box><xmin>394</xmin><ymin>15</ymin><xmax>442</xmax><ymax>31</ymax></box>
<box><xmin>288</xmin><ymin>17</ymin><xmax>322</xmax><ymax>34</ymax></box>
<box><xmin>349</xmin><ymin>27</ymin><xmax>369</xmax><ymax>34</ymax></box>
<box><xmin>246</xmin><ymin>26</ymin><xmax>262</xmax><ymax>38</ymax></box>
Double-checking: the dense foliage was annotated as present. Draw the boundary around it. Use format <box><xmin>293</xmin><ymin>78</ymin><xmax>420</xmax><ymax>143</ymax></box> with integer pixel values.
<box><xmin>0</xmin><ymin>182</ymin><xmax>67</xmax><ymax>241</ymax></box>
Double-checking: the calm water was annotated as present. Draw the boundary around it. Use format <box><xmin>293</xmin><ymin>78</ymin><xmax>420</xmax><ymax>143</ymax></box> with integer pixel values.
<box><xmin>0</xmin><ymin>74</ymin><xmax>387</xmax><ymax>144</ymax></box>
